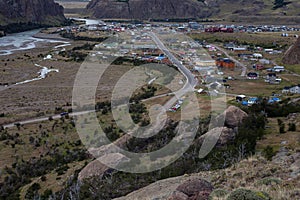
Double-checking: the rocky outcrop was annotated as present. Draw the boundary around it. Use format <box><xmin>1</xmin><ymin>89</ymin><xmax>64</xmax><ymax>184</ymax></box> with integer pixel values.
<box><xmin>215</xmin><ymin>105</ymin><xmax>248</xmax><ymax>128</ymax></box>
<box><xmin>0</xmin><ymin>0</ymin><xmax>66</xmax><ymax>33</ymax></box>
<box><xmin>87</xmin><ymin>0</ymin><xmax>215</xmax><ymax>20</ymax></box>
<box><xmin>283</xmin><ymin>37</ymin><xmax>300</xmax><ymax>65</ymax></box>
<box><xmin>197</xmin><ymin>126</ymin><xmax>236</xmax><ymax>148</ymax></box>
<box><xmin>168</xmin><ymin>178</ymin><xmax>214</xmax><ymax>200</ymax></box>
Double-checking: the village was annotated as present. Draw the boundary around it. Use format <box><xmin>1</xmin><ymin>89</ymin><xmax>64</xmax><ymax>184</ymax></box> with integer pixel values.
<box><xmin>47</xmin><ymin>19</ymin><xmax>300</xmax><ymax>112</ymax></box>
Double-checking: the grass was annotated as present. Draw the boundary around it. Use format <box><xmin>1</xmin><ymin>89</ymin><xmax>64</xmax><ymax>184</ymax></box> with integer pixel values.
<box><xmin>189</xmin><ymin>32</ymin><xmax>298</xmax><ymax>49</ymax></box>
<box><xmin>256</xmin><ymin>116</ymin><xmax>300</xmax><ymax>152</ymax></box>
<box><xmin>283</xmin><ymin>64</ymin><xmax>300</xmax><ymax>74</ymax></box>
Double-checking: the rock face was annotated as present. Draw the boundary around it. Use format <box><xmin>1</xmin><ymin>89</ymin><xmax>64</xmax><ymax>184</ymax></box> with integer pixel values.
<box><xmin>283</xmin><ymin>37</ymin><xmax>300</xmax><ymax>65</ymax></box>
<box><xmin>168</xmin><ymin>178</ymin><xmax>214</xmax><ymax>200</ymax></box>
<box><xmin>0</xmin><ymin>0</ymin><xmax>66</xmax><ymax>33</ymax></box>
<box><xmin>87</xmin><ymin>0</ymin><xmax>214</xmax><ymax>20</ymax></box>
<box><xmin>216</xmin><ymin>105</ymin><xmax>248</xmax><ymax>128</ymax></box>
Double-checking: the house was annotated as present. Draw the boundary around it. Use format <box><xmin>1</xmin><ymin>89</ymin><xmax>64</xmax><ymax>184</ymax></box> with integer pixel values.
<box><xmin>282</xmin><ymin>85</ymin><xmax>300</xmax><ymax>94</ymax></box>
<box><xmin>216</xmin><ymin>58</ymin><xmax>235</xmax><ymax>69</ymax></box>
<box><xmin>248</xmin><ymin>97</ymin><xmax>259</xmax><ymax>105</ymax></box>
<box><xmin>253</xmin><ymin>64</ymin><xmax>264</xmax><ymax>70</ymax></box>
<box><xmin>253</xmin><ymin>53</ymin><xmax>263</xmax><ymax>58</ymax></box>
<box><xmin>273</xmin><ymin>66</ymin><xmax>285</xmax><ymax>72</ymax></box>
<box><xmin>265</xmin><ymin>73</ymin><xmax>277</xmax><ymax>83</ymax></box>
<box><xmin>289</xmin><ymin>85</ymin><xmax>300</xmax><ymax>94</ymax></box>
<box><xmin>224</xmin><ymin>43</ymin><xmax>236</xmax><ymax>50</ymax></box>
<box><xmin>282</xmin><ymin>86</ymin><xmax>291</xmax><ymax>94</ymax></box>
<box><xmin>236</xmin><ymin>95</ymin><xmax>246</xmax><ymax>102</ymax></box>
<box><xmin>247</xmin><ymin>72</ymin><xmax>259</xmax><ymax>80</ymax></box>
<box><xmin>233</xmin><ymin>47</ymin><xmax>248</xmax><ymax>51</ymax></box>
<box><xmin>259</xmin><ymin>59</ymin><xmax>270</xmax><ymax>65</ymax></box>
<box><xmin>188</xmin><ymin>22</ymin><xmax>200</xmax><ymax>29</ymax></box>
<box><xmin>268</xmin><ymin>97</ymin><xmax>281</xmax><ymax>104</ymax></box>
<box><xmin>208</xmin><ymin>81</ymin><xmax>223</xmax><ymax>90</ymax></box>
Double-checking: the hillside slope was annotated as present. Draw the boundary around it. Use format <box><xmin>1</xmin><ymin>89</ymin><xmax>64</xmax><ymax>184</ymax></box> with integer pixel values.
<box><xmin>114</xmin><ymin>154</ymin><xmax>300</xmax><ymax>200</ymax></box>
<box><xmin>86</xmin><ymin>0</ymin><xmax>300</xmax><ymax>23</ymax></box>
<box><xmin>212</xmin><ymin>0</ymin><xmax>300</xmax><ymax>24</ymax></box>
<box><xmin>0</xmin><ymin>0</ymin><xmax>66</xmax><ymax>33</ymax></box>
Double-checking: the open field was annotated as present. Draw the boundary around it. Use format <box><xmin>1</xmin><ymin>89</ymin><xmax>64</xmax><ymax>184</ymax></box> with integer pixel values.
<box><xmin>189</xmin><ymin>31</ymin><xmax>299</xmax><ymax>50</ymax></box>
<box><xmin>257</xmin><ymin>116</ymin><xmax>300</xmax><ymax>152</ymax></box>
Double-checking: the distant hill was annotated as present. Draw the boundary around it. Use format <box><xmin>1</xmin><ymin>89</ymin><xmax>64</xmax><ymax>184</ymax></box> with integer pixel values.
<box><xmin>86</xmin><ymin>0</ymin><xmax>300</xmax><ymax>23</ymax></box>
<box><xmin>214</xmin><ymin>0</ymin><xmax>300</xmax><ymax>24</ymax></box>
<box><xmin>86</xmin><ymin>0</ymin><xmax>217</xmax><ymax>20</ymax></box>
<box><xmin>0</xmin><ymin>0</ymin><xmax>67</xmax><ymax>33</ymax></box>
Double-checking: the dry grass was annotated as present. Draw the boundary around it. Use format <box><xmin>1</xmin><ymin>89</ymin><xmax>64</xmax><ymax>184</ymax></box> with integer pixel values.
<box><xmin>189</xmin><ymin>32</ymin><xmax>298</xmax><ymax>49</ymax></box>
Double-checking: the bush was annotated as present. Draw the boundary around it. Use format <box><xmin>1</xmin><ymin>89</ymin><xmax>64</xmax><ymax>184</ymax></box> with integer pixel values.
<box><xmin>209</xmin><ymin>189</ymin><xmax>229</xmax><ymax>199</ymax></box>
<box><xmin>41</xmin><ymin>189</ymin><xmax>53</xmax><ymax>200</ymax></box>
<box><xmin>25</xmin><ymin>183</ymin><xmax>41</xmax><ymax>199</ymax></box>
<box><xmin>288</xmin><ymin>123</ymin><xmax>296</xmax><ymax>131</ymax></box>
<box><xmin>279</xmin><ymin>123</ymin><xmax>285</xmax><ymax>134</ymax></box>
<box><xmin>262</xmin><ymin>145</ymin><xmax>276</xmax><ymax>161</ymax></box>
<box><xmin>227</xmin><ymin>188</ymin><xmax>271</xmax><ymax>200</ymax></box>
<box><xmin>256</xmin><ymin>177</ymin><xmax>282</xmax><ymax>186</ymax></box>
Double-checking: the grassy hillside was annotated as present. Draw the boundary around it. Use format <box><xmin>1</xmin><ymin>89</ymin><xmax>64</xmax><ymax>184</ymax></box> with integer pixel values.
<box><xmin>214</xmin><ymin>0</ymin><xmax>300</xmax><ymax>24</ymax></box>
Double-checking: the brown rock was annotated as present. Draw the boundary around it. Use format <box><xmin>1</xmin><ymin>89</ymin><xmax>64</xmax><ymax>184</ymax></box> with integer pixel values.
<box><xmin>283</xmin><ymin>37</ymin><xmax>300</xmax><ymax>65</ymax></box>
<box><xmin>215</xmin><ymin>106</ymin><xmax>248</xmax><ymax>128</ymax></box>
<box><xmin>175</xmin><ymin>178</ymin><xmax>213</xmax><ymax>200</ymax></box>
<box><xmin>168</xmin><ymin>191</ymin><xmax>189</xmax><ymax>200</ymax></box>
<box><xmin>197</xmin><ymin>127</ymin><xmax>235</xmax><ymax>147</ymax></box>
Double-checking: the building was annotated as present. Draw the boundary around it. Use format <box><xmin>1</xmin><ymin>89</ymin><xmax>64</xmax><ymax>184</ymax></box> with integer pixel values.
<box><xmin>216</xmin><ymin>58</ymin><xmax>235</xmax><ymax>69</ymax></box>
<box><xmin>282</xmin><ymin>85</ymin><xmax>300</xmax><ymax>94</ymax></box>
<box><xmin>247</xmin><ymin>72</ymin><xmax>259</xmax><ymax>80</ymax></box>
<box><xmin>236</xmin><ymin>95</ymin><xmax>246</xmax><ymax>102</ymax></box>
<box><xmin>188</xmin><ymin>22</ymin><xmax>200</xmax><ymax>29</ymax></box>
<box><xmin>273</xmin><ymin>66</ymin><xmax>285</xmax><ymax>72</ymax></box>
<box><xmin>248</xmin><ymin>97</ymin><xmax>259</xmax><ymax>105</ymax></box>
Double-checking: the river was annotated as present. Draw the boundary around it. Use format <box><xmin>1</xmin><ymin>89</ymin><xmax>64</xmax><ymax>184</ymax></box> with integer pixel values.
<box><xmin>0</xmin><ymin>29</ymin><xmax>71</xmax><ymax>56</ymax></box>
<box><xmin>0</xmin><ymin>18</ymin><xmax>104</xmax><ymax>56</ymax></box>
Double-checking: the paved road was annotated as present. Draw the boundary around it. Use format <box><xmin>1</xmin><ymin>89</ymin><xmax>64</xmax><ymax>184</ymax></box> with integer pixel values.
<box><xmin>149</xmin><ymin>32</ymin><xmax>198</xmax><ymax>108</ymax></box>
<box><xmin>2</xmin><ymin>110</ymin><xmax>94</xmax><ymax>129</ymax></box>
<box><xmin>212</xmin><ymin>44</ymin><xmax>247</xmax><ymax>77</ymax></box>
<box><xmin>3</xmin><ymin>31</ymin><xmax>198</xmax><ymax>130</ymax></box>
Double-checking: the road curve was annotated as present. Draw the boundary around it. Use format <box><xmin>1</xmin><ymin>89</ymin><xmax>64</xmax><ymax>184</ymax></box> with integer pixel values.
<box><xmin>2</xmin><ymin>31</ymin><xmax>198</xmax><ymax>130</ymax></box>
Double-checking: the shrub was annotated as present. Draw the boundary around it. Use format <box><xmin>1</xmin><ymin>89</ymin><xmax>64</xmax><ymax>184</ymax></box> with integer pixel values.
<box><xmin>209</xmin><ymin>189</ymin><xmax>229</xmax><ymax>199</ymax></box>
<box><xmin>262</xmin><ymin>145</ymin><xmax>276</xmax><ymax>161</ymax></box>
<box><xmin>227</xmin><ymin>188</ymin><xmax>271</xmax><ymax>200</ymax></box>
<box><xmin>288</xmin><ymin>123</ymin><xmax>296</xmax><ymax>131</ymax></box>
<box><xmin>256</xmin><ymin>177</ymin><xmax>282</xmax><ymax>186</ymax></box>
<box><xmin>279</xmin><ymin>123</ymin><xmax>285</xmax><ymax>134</ymax></box>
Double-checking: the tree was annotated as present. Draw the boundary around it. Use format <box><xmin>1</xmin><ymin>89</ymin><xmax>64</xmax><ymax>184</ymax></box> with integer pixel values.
<box><xmin>279</xmin><ymin>123</ymin><xmax>285</xmax><ymax>134</ymax></box>
<box><xmin>288</xmin><ymin>123</ymin><xmax>296</xmax><ymax>131</ymax></box>
<box><xmin>273</xmin><ymin>0</ymin><xmax>290</xmax><ymax>9</ymax></box>
<box><xmin>262</xmin><ymin>145</ymin><xmax>276</xmax><ymax>161</ymax></box>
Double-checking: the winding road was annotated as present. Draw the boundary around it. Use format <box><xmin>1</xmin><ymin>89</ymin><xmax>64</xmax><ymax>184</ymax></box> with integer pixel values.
<box><xmin>3</xmin><ymin>31</ymin><xmax>198</xmax><ymax>130</ymax></box>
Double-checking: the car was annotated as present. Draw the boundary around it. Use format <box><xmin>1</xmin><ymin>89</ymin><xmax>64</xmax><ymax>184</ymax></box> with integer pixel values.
<box><xmin>60</xmin><ymin>112</ymin><xmax>69</xmax><ymax>116</ymax></box>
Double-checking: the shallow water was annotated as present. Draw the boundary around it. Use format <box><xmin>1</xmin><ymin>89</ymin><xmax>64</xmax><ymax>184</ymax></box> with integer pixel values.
<box><xmin>0</xmin><ymin>29</ymin><xmax>69</xmax><ymax>56</ymax></box>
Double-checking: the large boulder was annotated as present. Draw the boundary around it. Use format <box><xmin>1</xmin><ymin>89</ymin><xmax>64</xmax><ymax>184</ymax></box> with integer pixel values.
<box><xmin>216</xmin><ymin>106</ymin><xmax>248</xmax><ymax>128</ymax></box>
<box><xmin>199</xmin><ymin>126</ymin><xmax>236</xmax><ymax>146</ymax></box>
<box><xmin>168</xmin><ymin>178</ymin><xmax>214</xmax><ymax>200</ymax></box>
<box><xmin>283</xmin><ymin>37</ymin><xmax>300</xmax><ymax>65</ymax></box>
